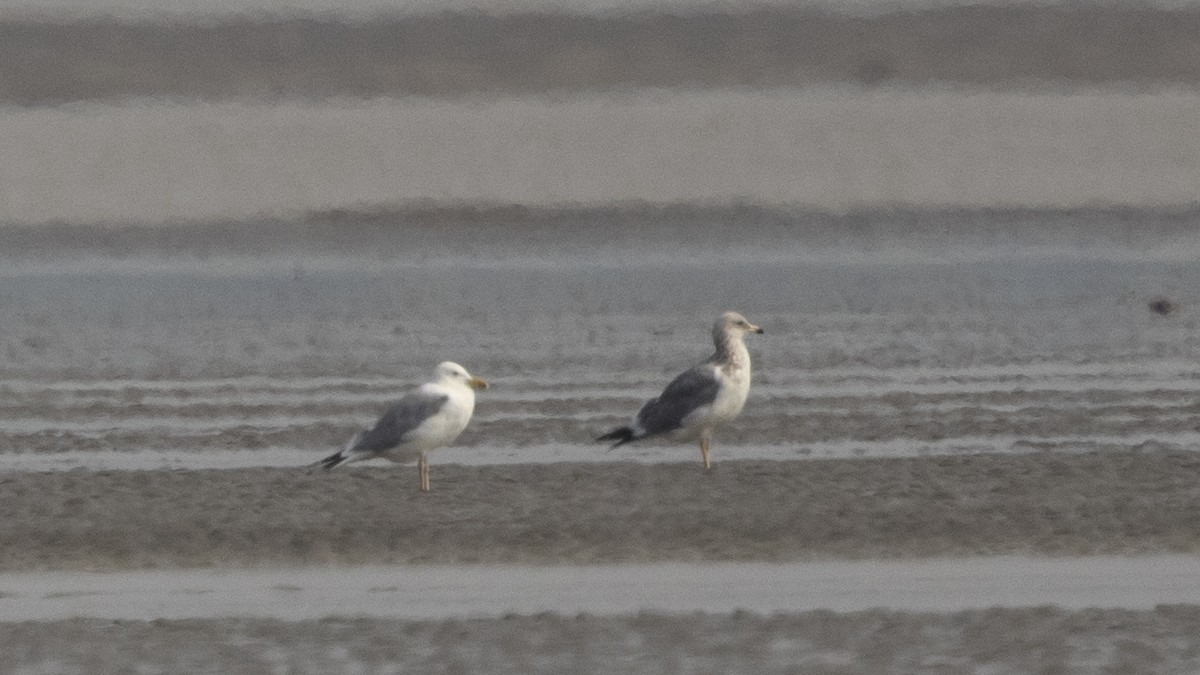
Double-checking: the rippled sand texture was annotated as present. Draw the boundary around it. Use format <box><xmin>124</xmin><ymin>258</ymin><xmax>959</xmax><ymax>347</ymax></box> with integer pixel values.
<box><xmin>3</xmin><ymin>453</ymin><xmax>1200</xmax><ymax>570</ymax></box>
<box><xmin>8</xmin><ymin>607</ymin><xmax>1200</xmax><ymax>674</ymax></box>
<box><xmin>3</xmin><ymin>208</ymin><xmax>1200</xmax><ymax>466</ymax></box>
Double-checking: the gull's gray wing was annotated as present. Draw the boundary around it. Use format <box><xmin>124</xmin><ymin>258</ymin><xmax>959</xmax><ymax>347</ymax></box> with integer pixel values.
<box><xmin>635</xmin><ymin>364</ymin><xmax>721</xmax><ymax>436</ymax></box>
<box><xmin>350</xmin><ymin>391</ymin><xmax>450</xmax><ymax>455</ymax></box>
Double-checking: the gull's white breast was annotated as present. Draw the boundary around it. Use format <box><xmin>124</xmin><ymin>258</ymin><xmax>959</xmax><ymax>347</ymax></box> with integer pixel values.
<box><xmin>681</xmin><ymin>362</ymin><xmax>751</xmax><ymax>432</ymax></box>
<box><xmin>402</xmin><ymin>382</ymin><xmax>476</xmax><ymax>452</ymax></box>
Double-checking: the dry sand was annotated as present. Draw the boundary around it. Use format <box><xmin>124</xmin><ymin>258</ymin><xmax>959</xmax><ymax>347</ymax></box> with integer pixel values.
<box><xmin>3</xmin><ymin>451</ymin><xmax>1200</xmax><ymax>571</ymax></box>
<box><xmin>7</xmin><ymin>606</ymin><xmax>1200</xmax><ymax>674</ymax></box>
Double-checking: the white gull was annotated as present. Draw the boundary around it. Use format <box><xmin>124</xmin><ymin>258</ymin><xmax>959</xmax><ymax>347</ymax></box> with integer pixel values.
<box><xmin>318</xmin><ymin>361</ymin><xmax>488</xmax><ymax>491</ymax></box>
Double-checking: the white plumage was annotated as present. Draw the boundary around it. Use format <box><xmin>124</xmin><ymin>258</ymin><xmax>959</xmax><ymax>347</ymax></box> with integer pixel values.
<box><xmin>318</xmin><ymin>361</ymin><xmax>488</xmax><ymax>491</ymax></box>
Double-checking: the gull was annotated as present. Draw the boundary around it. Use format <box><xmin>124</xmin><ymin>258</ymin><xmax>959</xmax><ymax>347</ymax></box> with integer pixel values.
<box><xmin>598</xmin><ymin>311</ymin><xmax>763</xmax><ymax>469</ymax></box>
<box><xmin>318</xmin><ymin>361</ymin><xmax>488</xmax><ymax>491</ymax></box>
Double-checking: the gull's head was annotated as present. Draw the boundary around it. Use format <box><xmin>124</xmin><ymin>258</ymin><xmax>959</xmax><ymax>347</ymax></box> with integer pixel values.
<box><xmin>719</xmin><ymin>311</ymin><xmax>763</xmax><ymax>336</ymax></box>
<box><xmin>434</xmin><ymin>361</ymin><xmax>489</xmax><ymax>391</ymax></box>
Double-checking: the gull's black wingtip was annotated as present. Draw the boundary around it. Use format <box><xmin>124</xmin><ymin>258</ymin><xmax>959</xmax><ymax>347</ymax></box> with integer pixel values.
<box><xmin>316</xmin><ymin>450</ymin><xmax>346</xmax><ymax>470</ymax></box>
<box><xmin>596</xmin><ymin>426</ymin><xmax>635</xmax><ymax>448</ymax></box>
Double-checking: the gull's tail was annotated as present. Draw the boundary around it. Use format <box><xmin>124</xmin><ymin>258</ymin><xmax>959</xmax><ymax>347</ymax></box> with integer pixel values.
<box><xmin>314</xmin><ymin>431</ymin><xmax>363</xmax><ymax>470</ymax></box>
<box><xmin>317</xmin><ymin>450</ymin><xmax>347</xmax><ymax>470</ymax></box>
<box><xmin>597</xmin><ymin>426</ymin><xmax>636</xmax><ymax>448</ymax></box>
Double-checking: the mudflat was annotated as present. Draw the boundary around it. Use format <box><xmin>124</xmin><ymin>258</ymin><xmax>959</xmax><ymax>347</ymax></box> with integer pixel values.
<box><xmin>4</xmin><ymin>451</ymin><xmax>1199</xmax><ymax>571</ymax></box>
<box><xmin>5</xmin><ymin>6</ymin><xmax>1200</xmax><ymax>105</ymax></box>
<box><xmin>7</xmin><ymin>607</ymin><xmax>1200</xmax><ymax>674</ymax></box>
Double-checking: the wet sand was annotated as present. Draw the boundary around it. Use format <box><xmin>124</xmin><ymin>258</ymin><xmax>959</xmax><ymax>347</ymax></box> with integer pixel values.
<box><xmin>5</xmin><ymin>6</ymin><xmax>1200</xmax><ymax>105</ymax></box>
<box><xmin>7</xmin><ymin>606</ymin><xmax>1200</xmax><ymax>673</ymax></box>
<box><xmin>4</xmin><ymin>207</ymin><xmax>1200</xmax><ymax>668</ymax></box>
<box><xmin>3</xmin><ymin>451</ymin><xmax>1200</xmax><ymax>571</ymax></box>
<box><xmin>8</xmin><ymin>556</ymin><xmax>1200</xmax><ymax>621</ymax></box>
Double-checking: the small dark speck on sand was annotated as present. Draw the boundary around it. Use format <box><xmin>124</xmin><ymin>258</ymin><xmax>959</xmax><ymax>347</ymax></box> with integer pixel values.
<box><xmin>1148</xmin><ymin>297</ymin><xmax>1178</xmax><ymax>316</ymax></box>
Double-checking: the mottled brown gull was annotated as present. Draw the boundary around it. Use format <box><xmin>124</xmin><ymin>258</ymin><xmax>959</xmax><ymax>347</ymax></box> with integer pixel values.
<box><xmin>598</xmin><ymin>311</ymin><xmax>763</xmax><ymax>469</ymax></box>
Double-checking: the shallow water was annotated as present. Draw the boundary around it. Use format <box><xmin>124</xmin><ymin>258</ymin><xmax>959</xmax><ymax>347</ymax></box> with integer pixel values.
<box><xmin>2</xmin><ymin>556</ymin><xmax>1198</xmax><ymax>621</ymax></box>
